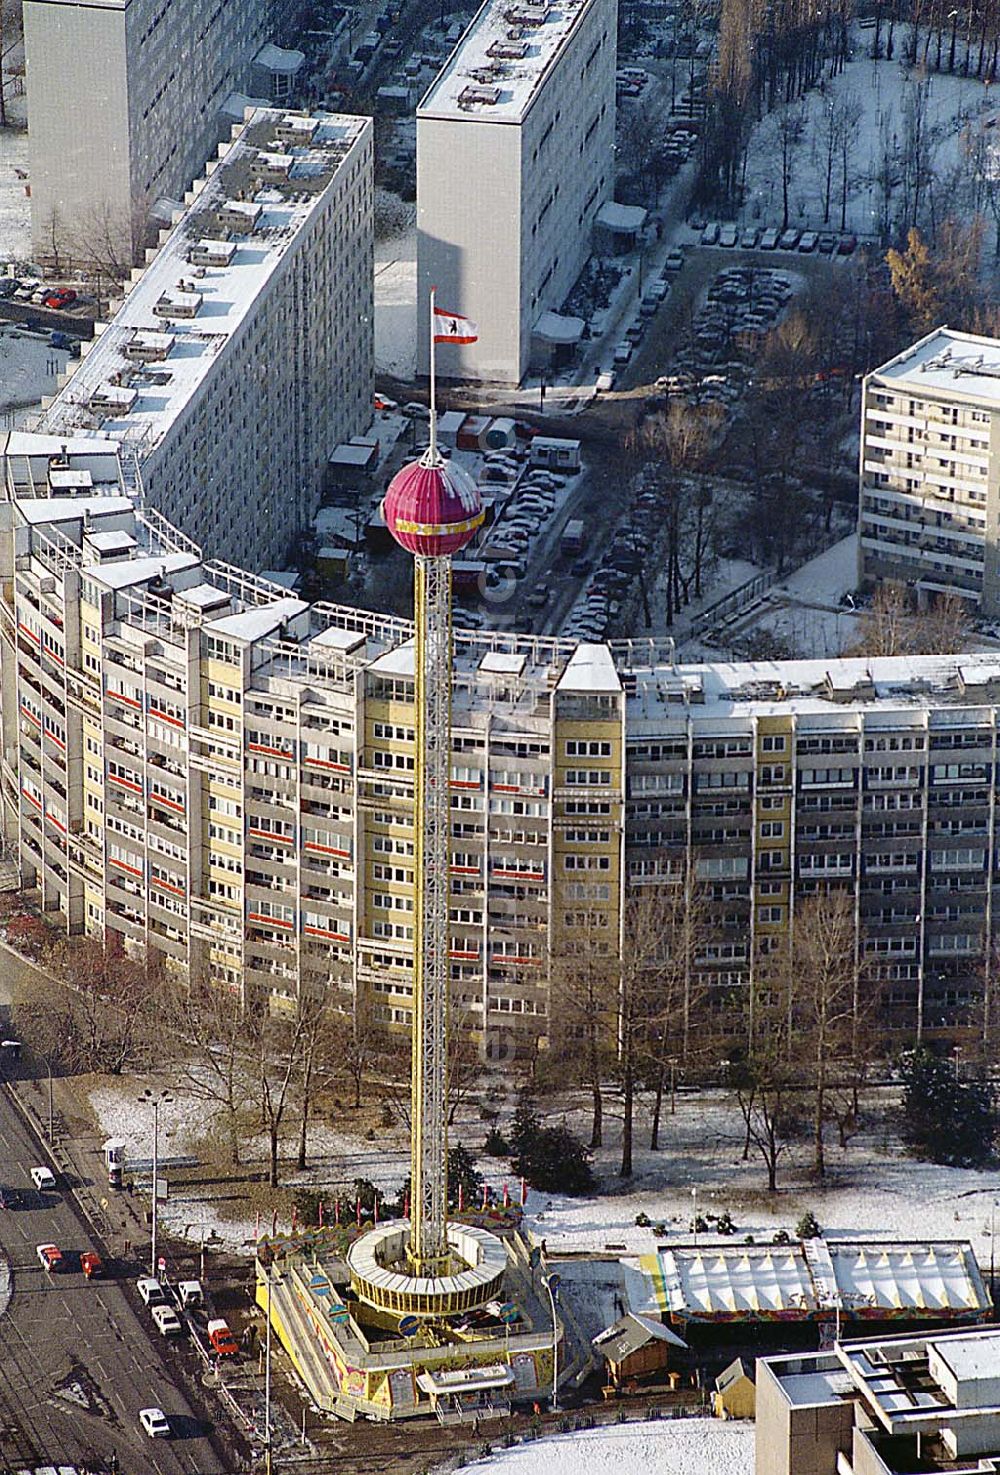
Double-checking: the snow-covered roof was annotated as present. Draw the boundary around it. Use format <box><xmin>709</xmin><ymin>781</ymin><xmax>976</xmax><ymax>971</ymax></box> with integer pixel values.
<box><xmin>533</xmin><ymin>311</ymin><xmax>584</xmax><ymax>344</ymax></box>
<box><xmin>254</xmin><ymin>43</ymin><xmax>306</xmax><ymax>74</ymax></box>
<box><xmin>626</xmin><ymin>652</ymin><xmax>1000</xmax><ymax>726</ymax></box>
<box><xmin>595</xmin><ymin>201</ymin><xmax>647</xmax><ymax>233</ymax></box>
<box><xmin>205</xmin><ymin>598</ymin><xmax>307</xmax><ymax>642</ymax></box>
<box><xmin>174</xmin><ymin>582</ymin><xmax>231</xmax><ymax>611</ymax></box>
<box><xmin>558</xmin><ymin>642</ymin><xmax>621</xmax><ymax>694</ymax></box>
<box><xmin>38</xmin><ymin>108</ymin><xmax>367</xmax><ymax>452</ymax></box>
<box><xmin>88</xmin><ymin>552</ymin><xmax>200</xmax><ymax>591</ymax></box>
<box><xmin>16</xmin><ymin>495</ymin><xmax>131</xmax><ymax>525</ymax></box>
<box><xmin>592</xmin><ymin>1312</ymin><xmax>687</xmax><ymax>1361</ymax></box>
<box><xmin>419</xmin><ymin>0</ymin><xmax>598</xmax><ymax>125</ymax></box>
<box><xmin>369</xmin><ymin>639</ymin><xmax>416</xmax><ymax>678</ymax></box>
<box><xmin>85</xmin><ymin>530</ymin><xmax>136</xmax><ymax>553</ymax></box>
<box><xmin>870</xmin><ymin>326</ymin><xmax>1000</xmax><ymax>405</ymax></box>
<box><xmin>479</xmin><ymin>650</ymin><xmax>526</xmax><ymax>675</ymax></box>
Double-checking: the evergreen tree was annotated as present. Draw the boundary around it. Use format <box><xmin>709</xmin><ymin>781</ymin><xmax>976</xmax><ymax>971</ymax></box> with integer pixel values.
<box><xmin>509</xmin><ymin>1096</ymin><xmax>594</xmax><ymax>1196</ymax></box>
<box><xmin>899</xmin><ymin>1047</ymin><xmax>996</xmax><ymax>1168</ymax></box>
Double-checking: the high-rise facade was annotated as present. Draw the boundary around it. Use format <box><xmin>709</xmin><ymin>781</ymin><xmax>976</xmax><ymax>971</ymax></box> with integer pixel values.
<box><xmin>36</xmin><ymin>108</ymin><xmax>374</xmax><ymax>571</ymax></box>
<box><xmin>859</xmin><ymin>327</ymin><xmax>1000</xmax><ymax>613</ymax></box>
<box><xmin>416</xmin><ymin>0</ymin><xmax>616</xmax><ymax>384</ymax></box>
<box><xmin>3</xmin><ymin>448</ymin><xmax>999</xmax><ymax>1058</ymax></box>
<box><xmin>23</xmin><ymin>0</ymin><xmax>284</xmax><ymax>263</ymax></box>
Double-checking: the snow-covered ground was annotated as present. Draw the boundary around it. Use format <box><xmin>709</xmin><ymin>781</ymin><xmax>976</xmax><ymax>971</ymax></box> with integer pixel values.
<box><xmin>741</xmin><ymin>43</ymin><xmax>995</xmax><ymax>240</ymax></box>
<box><xmin>457</xmin><ymin>1418</ymin><xmax>753</xmax><ymax>1475</ymax></box>
<box><xmin>375</xmin><ymin>224</ymin><xmax>417</xmax><ymax>380</ymax></box>
<box><xmin>0</xmin><ymin>324</ymin><xmax>70</xmax><ymax>424</ymax></box>
<box><xmin>0</xmin><ymin>113</ymin><xmax>30</xmax><ymax>267</ymax></box>
<box><xmin>89</xmin><ymin>1066</ymin><xmax>1000</xmax><ymax>1281</ymax></box>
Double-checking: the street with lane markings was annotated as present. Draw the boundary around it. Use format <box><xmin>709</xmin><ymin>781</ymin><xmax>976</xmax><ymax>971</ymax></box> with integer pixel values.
<box><xmin>0</xmin><ymin>1084</ymin><xmax>228</xmax><ymax>1473</ymax></box>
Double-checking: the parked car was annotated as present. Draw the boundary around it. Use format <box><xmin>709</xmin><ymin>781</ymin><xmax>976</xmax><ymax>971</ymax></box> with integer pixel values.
<box><xmin>570</xmin><ymin>558</ymin><xmax>591</xmax><ymax>576</ymax></box>
<box><xmin>81</xmin><ymin>1251</ymin><xmax>103</xmax><ymax>1279</ymax></box>
<box><xmin>818</xmin><ymin>232</ymin><xmax>838</xmax><ymax>254</ymax></box>
<box><xmin>137</xmin><ymin>1276</ymin><xmax>167</xmax><ymax>1307</ymax></box>
<box><xmin>49</xmin><ymin>331</ymin><xmax>73</xmax><ymax>350</ymax></box>
<box><xmin>0</xmin><ymin>1185</ymin><xmax>21</xmax><ymax>1209</ymax></box>
<box><xmin>30</xmin><ymin>1166</ymin><xmax>56</xmax><ymax>1191</ymax></box>
<box><xmin>798</xmin><ymin>231</ymin><xmax>819</xmax><ymax>252</ymax></box>
<box><xmin>139</xmin><ymin>1407</ymin><xmax>171</xmax><ymax>1438</ymax></box>
<box><xmin>43</xmin><ymin>288</ymin><xmax>77</xmax><ymax>309</ymax></box>
<box><xmin>740</xmin><ymin>226</ymin><xmax>759</xmax><ymax>248</ymax></box>
<box><xmin>595</xmin><ymin>369</ymin><xmax>615</xmax><ymax>392</ymax></box>
<box><xmin>152</xmin><ymin>1303</ymin><xmax>183</xmax><ymax>1337</ymax></box>
<box><xmin>0</xmin><ymin>278</ymin><xmax>18</xmax><ymax>298</ymax></box>
<box><xmin>700</xmin><ymin>221</ymin><xmax>720</xmax><ymax>244</ymax></box>
<box><xmin>526</xmin><ymin>584</ymin><xmax>550</xmax><ymax>608</ymax></box>
<box><xmin>718</xmin><ymin>225</ymin><xmax>738</xmax><ymax>247</ymax></box>
<box><xmin>838</xmin><ymin>233</ymin><xmax>858</xmax><ymax>255</ymax></box>
<box><xmin>663</xmin><ymin>247</ymin><xmax>685</xmax><ymax>270</ymax></box>
<box><xmin>36</xmin><ymin>1243</ymin><xmax>63</xmax><ymax>1271</ymax></box>
<box><xmin>208</xmin><ymin>1318</ymin><xmax>239</xmax><ymax>1356</ymax></box>
<box><xmin>778</xmin><ymin>228</ymin><xmax>800</xmax><ymax>250</ymax></box>
<box><xmin>759</xmin><ymin>227</ymin><xmax>780</xmax><ymax>250</ymax></box>
<box><xmin>612</xmin><ymin>341</ymin><xmax>632</xmax><ymax>365</ymax></box>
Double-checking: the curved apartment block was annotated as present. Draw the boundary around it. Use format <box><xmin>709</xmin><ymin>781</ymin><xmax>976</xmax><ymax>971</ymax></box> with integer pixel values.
<box><xmin>2</xmin><ymin>435</ymin><xmax>999</xmax><ymax>1055</ymax></box>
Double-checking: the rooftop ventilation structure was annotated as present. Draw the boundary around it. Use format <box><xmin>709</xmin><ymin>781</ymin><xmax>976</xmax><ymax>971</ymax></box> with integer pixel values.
<box><xmin>458</xmin><ymin>84</ymin><xmax>501</xmax><ymax>108</ymax></box>
<box><xmin>489</xmin><ymin>38</ymin><xmax>528</xmax><ymax>57</ymax></box>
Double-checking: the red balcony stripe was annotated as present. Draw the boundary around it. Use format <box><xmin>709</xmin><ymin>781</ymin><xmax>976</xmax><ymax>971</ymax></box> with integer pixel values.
<box><xmin>249</xmin><ymin>912</ymin><xmax>294</xmax><ymax>930</ymax></box>
<box><xmin>110</xmin><ymin>856</ymin><xmax>143</xmax><ymax>877</ymax></box>
<box><xmin>109</xmin><ymin>774</ymin><xmax>143</xmax><ymax>795</ymax></box>
<box><xmin>303</xmin><ymin>924</ymin><xmax>350</xmax><ymax>942</ymax></box>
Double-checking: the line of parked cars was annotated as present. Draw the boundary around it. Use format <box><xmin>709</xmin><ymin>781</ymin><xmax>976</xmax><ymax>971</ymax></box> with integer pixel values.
<box><xmin>699</xmin><ymin>221</ymin><xmax>858</xmax><ymax>255</ymax></box>
<box><xmin>610</xmin><ymin>246</ymin><xmax>686</xmax><ymax>370</ymax></box>
<box><xmin>480</xmin><ymin>463</ymin><xmax>570</xmax><ymax>617</ymax></box>
<box><xmin>136</xmin><ymin>1273</ymin><xmax>238</xmax><ymax>1437</ymax></box>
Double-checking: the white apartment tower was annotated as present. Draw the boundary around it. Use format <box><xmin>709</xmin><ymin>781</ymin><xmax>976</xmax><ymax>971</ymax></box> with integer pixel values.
<box><xmin>22</xmin><ymin>0</ymin><xmax>294</xmax><ymax>263</ymax></box>
<box><xmin>416</xmin><ymin>0</ymin><xmax>616</xmax><ymax>384</ymax></box>
<box><xmin>859</xmin><ymin>327</ymin><xmax>1000</xmax><ymax>614</ymax></box>
<box><xmin>37</xmin><ymin>108</ymin><xmax>374</xmax><ymax>572</ymax></box>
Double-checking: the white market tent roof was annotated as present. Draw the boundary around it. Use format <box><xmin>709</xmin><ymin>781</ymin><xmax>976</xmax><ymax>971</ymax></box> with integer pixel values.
<box><xmin>634</xmin><ymin>1240</ymin><xmax>990</xmax><ymax>1322</ymax></box>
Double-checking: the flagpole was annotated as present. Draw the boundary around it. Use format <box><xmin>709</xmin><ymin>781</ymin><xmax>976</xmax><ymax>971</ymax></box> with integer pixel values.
<box><xmin>427</xmin><ymin>285</ymin><xmax>439</xmax><ymax>466</ymax></box>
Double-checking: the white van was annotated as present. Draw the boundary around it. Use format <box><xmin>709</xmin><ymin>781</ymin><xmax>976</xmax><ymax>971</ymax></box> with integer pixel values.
<box><xmin>30</xmin><ymin>1166</ymin><xmax>56</xmax><ymax>1191</ymax></box>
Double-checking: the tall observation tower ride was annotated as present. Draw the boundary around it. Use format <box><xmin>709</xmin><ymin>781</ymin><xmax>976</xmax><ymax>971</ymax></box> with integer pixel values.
<box><xmin>346</xmin><ymin>297</ymin><xmax>508</xmax><ymax>1319</ymax></box>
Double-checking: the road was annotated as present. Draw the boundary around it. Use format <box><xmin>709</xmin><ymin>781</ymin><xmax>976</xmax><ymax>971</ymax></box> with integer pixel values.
<box><xmin>0</xmin><ymin>1086</ymin><xmax>227</xmax><ymax>1474</ymax></box>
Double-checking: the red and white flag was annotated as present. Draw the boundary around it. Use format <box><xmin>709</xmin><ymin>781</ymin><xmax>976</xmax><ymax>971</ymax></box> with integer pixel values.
<box><xmin>433</xmin><ymin>306</ymin><xmax>478</xmax><ymax>344</ymax></box>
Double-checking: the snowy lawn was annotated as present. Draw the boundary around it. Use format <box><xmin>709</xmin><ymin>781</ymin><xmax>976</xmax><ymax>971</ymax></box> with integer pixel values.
<box><xmin>88</xmin><ymin>1065</ymin><xmax>1000</xmax><ymax>1277</ymax></box>
<box><xmin>521</xmin><ymin>1086</ymin><xmax>1000</xmax><ymax>1277</ymax></box>
<box><xmin>741</xmin><ymin>42</ymin><xmax>995</xmax><ymax>239</ymax></box>
<box><xmin>0</xmin><ymin>126</ymin><xmax>30</xmax><ymax>266</ymax></box>
<box><xmin>457</xmin><ymin>1418</ymin><xmax>753</xmax><ymax>1475</ymax></box>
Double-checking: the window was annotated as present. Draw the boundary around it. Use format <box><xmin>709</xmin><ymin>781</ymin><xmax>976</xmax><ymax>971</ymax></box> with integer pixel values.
<box><xmin>566</xmin><ymin>740</ymin><xmax>611</xmax><ymax>757</ymax></box>
<box><xmin>761</xmin><ymin>735</ymin><xmax>786</xmax><ymax>752</ymax></box>
<box><xmin>565</xmin><ymin>769</ymin><xmax>612</xmax><ymax>786</ymax></box>
<box><xmin>760</xmin><ymin>821</ymin><xmax>785</xmax><ymax>839</ymax></box>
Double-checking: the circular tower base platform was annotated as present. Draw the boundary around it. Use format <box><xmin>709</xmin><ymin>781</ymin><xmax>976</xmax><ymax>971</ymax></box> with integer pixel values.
<box><xmin>347</xmin><ymin>1220</ymin><xmax>506</xmax><ymax>1320</ymax></box>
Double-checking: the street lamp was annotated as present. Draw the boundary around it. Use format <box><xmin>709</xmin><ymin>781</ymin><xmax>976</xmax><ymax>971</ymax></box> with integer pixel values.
<box><xmin>34</xmin><ymin>1047</ymin><xmax>53</xmax><ymax>1143</ymax></box>
<box><xmin>138</xmin><ymin>1088</ymin><xmax>173</xmax><ymax>1275</ymax></box>
<box><xmin>541</xmin><ymin>1271</ymin><xmax>561</xmax><ymax>1412</ymax></box>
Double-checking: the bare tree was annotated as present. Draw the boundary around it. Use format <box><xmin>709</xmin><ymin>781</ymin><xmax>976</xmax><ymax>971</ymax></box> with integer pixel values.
<box><xmin>160</xmin><ymin>974</ymin><xmax>255</xmax><ymax>1167</ymax></box>
<box><xmin>849</xmin><ymin>584</ymin><xmax>970</xmax><ymax>657</ymax></box>
<box><xmin>250</xmin><ymin>1004</ymin><xmax>310</xmax><ymax>1189</ymax></box>
<box><xmin>784</xmin><ymin>890</ymin><xmax>872</xmax><ymax>1178</ymax></box>
<box><xmin>548</xmin><ymin>937</ymin><xmax>618</xmax><ymax>1149</ymax></box>
<box><xmin>774</xmin><ymin>104</ymin><xmax>806</xmax><ymax>231</ymax></box>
